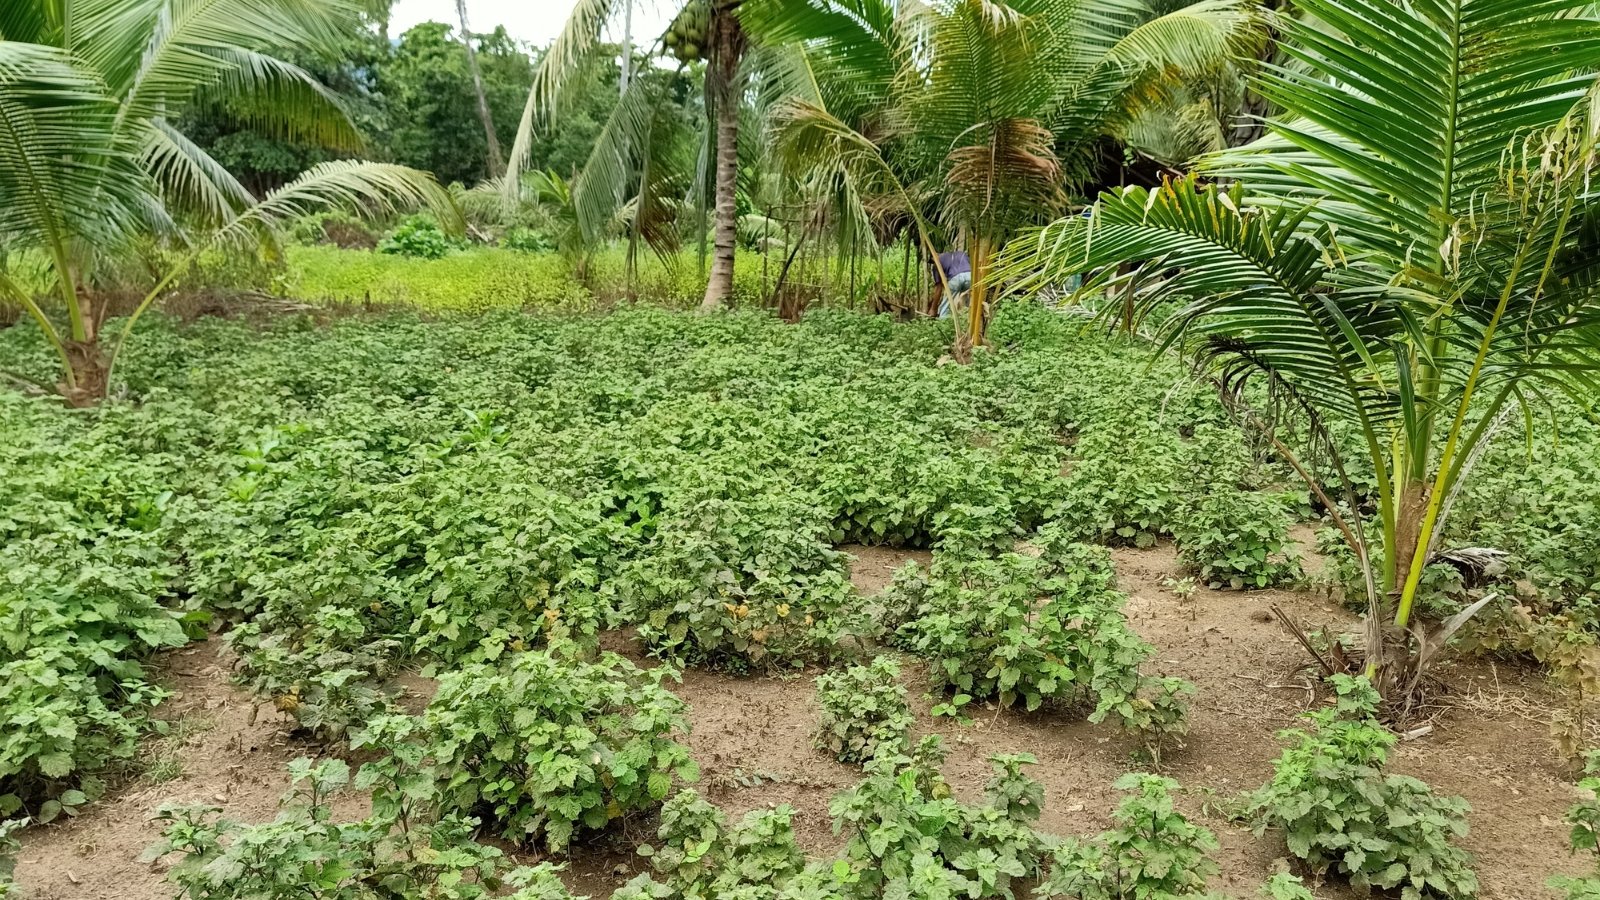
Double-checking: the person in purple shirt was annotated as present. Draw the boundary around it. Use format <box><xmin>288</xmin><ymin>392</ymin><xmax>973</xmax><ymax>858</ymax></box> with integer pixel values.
<box><xmin>933</xmin><ymin>250</ymin><xmax>972</xmax><ymax>318</ymax></box>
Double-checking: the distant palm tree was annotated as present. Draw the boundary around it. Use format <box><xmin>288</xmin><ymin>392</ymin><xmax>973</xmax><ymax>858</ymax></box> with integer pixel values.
<box><xmin>1002</xmin><ymin>0</ymin><xmax>1600</xmax><ymax>706</ymax></box>
<box><xmin>0</xmin><ymin>0</ymin><xmax>456</xmax><ymax>405</ymax></box>
<box><xmin>761</xmin><ymin>0</ymin><xmax>1260</xmax><ymax>355</ymax></box>
<box><xmin>508</xmin><ymin>0</ymin><xmax>749</xmax><ymax>310</ymax></box>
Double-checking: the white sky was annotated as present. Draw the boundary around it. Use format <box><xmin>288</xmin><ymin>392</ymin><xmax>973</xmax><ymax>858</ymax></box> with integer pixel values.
<box><xmin>388</xmin><ymin>0</ymin><xmax>675</xmax><ymax>49</ymax></box>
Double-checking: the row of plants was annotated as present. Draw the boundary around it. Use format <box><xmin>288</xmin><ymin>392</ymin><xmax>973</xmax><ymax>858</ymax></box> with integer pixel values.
<box><xmin>9</xmin><ymin>301</ymin><xmax>1595</xmax><ymax>897</ymax></box>
<box><xmin>136</xmin><ymin>669</ymin><xmax>1483</xmax><ymax>900</ymax></box>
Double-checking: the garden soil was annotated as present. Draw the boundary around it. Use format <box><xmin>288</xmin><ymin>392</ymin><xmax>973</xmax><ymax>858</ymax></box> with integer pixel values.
<box><xmin>15</xmin><ymin>542</ymin><xmax>1582</xmax><ymax>900</ymax></box>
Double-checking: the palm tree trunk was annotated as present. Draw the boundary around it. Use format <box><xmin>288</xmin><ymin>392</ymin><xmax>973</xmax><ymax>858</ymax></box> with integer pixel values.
<box><xmin>619</xmin><ymin>0</ymin><xmax>635</xmax><ymax>95</ymax></box>
<box><xmin>699</xmin><ymin>4</ymin><xmax>744</xmax><ymax>311</ymax></box>
<box><xmin>456</xmin><ymin>0</ymin><xmax>504</xmax><ymax>178</ymax></box>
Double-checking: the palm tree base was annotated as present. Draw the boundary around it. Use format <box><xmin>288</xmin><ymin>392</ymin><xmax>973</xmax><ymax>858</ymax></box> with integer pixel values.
<box><xmin>61</xmin><ymin>340</ymin><xmax>108</xmax><ymax>408</ymax></box>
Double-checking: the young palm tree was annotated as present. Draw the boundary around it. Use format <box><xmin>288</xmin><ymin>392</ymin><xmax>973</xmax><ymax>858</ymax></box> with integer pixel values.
<box><xmin>760</xmin><ymin>0</ymin><xmax>1259</xmax><ymax>355</ymax></box>
<box><xmin>0</xmin><ymin>0</ymin><xmax>456</xmax><ymax>406</ymax></box>
<box><xmin>1001</xmin><ymin>0</ymin><xmax>1600</xmax><ymax>706</ymax></box>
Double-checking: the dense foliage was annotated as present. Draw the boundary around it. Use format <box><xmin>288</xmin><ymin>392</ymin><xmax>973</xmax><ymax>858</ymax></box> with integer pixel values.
<box><xmin>145</xmin><ymin>754</ymin><xmax>575</xmax><ymax>900</ymax></box>
<box><xmin>0</xmin><ymin>304</ymin><xmax>1286</xmax><ymax>810</ymax></box>
<box><xmin>884</xmin><ymin>526</ymin><xmax>1196</xmax><ymax>757</ymax></box>
<box><xmin>422</xmin><ymin>647</ymin><xmax>696</xmax><ymax>849</ymax></box>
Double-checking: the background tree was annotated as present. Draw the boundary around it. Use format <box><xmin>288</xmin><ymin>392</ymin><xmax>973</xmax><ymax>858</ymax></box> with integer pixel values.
<box><xmin>1001</xmin><ymin>0</ymin><xmax>1600</xmax><ymax>707</ymax></box>
<box><xmin>0</xmin><ymin>0</ymin><xmax>456</xmax><ymax>405</ymax></box>
<box><xmin>455</xmin><ymin>0</ymin><xmax>506</xmax><ymax>177</ymax></box>
<box><xmin>508</xmin><ymin>0</ymin><xmax>750</xmax><ymax>308</ymax></box>
<box><xmin>380</xmin><ymin>22</ymin><xmax>533</xmax><ymax>185</ymax></box>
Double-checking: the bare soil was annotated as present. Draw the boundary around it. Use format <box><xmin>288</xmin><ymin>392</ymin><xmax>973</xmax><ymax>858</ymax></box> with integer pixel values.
<box><xmin>16</xmin><ymin>543</ymin><xmax>1584</xmax><ymax>899</ymax></box>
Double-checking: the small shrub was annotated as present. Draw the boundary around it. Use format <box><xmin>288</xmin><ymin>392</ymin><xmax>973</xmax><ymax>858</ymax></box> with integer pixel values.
<box><xmin>622</xmin><ymin>489</ymin><xmax>856</xmax><ymax>671</ymax></box>
<box><xmin>145</xmin><ymin>756</ymin><xmax>568</xmax><ymax>900</ymax></box>
<box><xmin>1550</xmin><ymin>750</ymin><xmax>1600</xmax><ymax>900</ymax></box>
<box><xmin>813</xmin><ymin>656</ymin><xmax>913</xmax><ymax>764</ymax></box>
<box><xmin>1114</xmin><ymin>676</ymin><xmax>1197</xmax><ymax>767</ymax></box>
<box><xmin>502</xmin><ymin>226</ymin><xmax>556</xmax><ymax>253</ymax></box>
<box><xmin>888</xmin><ymin>531</ymin><xmax>1170</xmax><ymax>734</ymax></box>
<box><xmin>829</xmin><ymin>737</ymin><xmax>1049</xmax><ymax>899</ymax></box>
<box><xmin>1173</xmin><ymin>489</ymin><xmax>1301</xmax><ymax>590</ymax></box>
<box><xmin>1034</xmin><ymin>772</ymin><xmax>1218</xmax><ymax>900</ymax></box>
<box><xmin>1051</xmin><ymin>425</ymin><xmax>1183</xmax><ymax>547</ymax></box>
<box><xmin>424</xmin><ymin>646</ymin><xmax>697</xmax><ymax>850</ymax></box>
<box><xmin>1246</xmin><ymin>675</ymin><xmax>1477</xmax><ymax>900</ymax></box>
<box><xmin>378</xmin><ymin>214</ymin><xmax>458</xmax><ymax>259</ymax></box>
<box><xmin>633</xmin><ymin>789</ymin><xmax>806</xmax><ymax>900</ymax></box>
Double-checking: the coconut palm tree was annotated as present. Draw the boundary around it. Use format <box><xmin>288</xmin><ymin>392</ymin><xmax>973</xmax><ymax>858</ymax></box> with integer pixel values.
<box><xmin>759</xmin><ymin>0</ymin><xmax>1261</xmax><ymax>356</ymax></box>
<box><xmin>0</xmin><ymin>0</ymin><xmax>456</xmax><ymax>406</ymax></box>
<box><xmin>1000</xmin><ymin>0</ymin><xmax>1600</xmax><ymax>707</ymax></box>
<box><xmin>507</xmin><ymin>0</ymin><xmax>747</xmax><ymax>309</ymax></box>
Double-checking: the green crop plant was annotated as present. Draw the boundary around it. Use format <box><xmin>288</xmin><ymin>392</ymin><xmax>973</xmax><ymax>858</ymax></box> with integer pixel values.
<box><xmin>1246</xmin><ymin>676</ymin><xmax>1477</xmax><ymax>899</ymax></box>
<box><xmin>145</xmin><ymin>755</ymin><xmax>579</xmax><ymax>900</ymax></box>
<box><xmin>887</xmin><ymin>527</ymin><xmax>1184</xmax><ymax>744</ymax></box>
<box><xmin>1550</xmin><ymin>751</ymin><xmax>1600</xmax><ymax>900</ymax></box>
<box><xmin>422</xmin><ymin>646</ymin><xmax>697</xmax><ymax>850</ymax></box>
<box><xmin>813</xmin><ymin>656</ymin><xmax>914</xmax><ymax>765</ymax></box>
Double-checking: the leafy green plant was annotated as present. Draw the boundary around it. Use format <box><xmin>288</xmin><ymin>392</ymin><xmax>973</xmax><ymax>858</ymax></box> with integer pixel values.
<box><xmin>1259</xmin><ymin>873</ymin><xmax>1315</xmax><ymax>900</ymax></box>
<box><xmin>379</xmin><ymin>214</ymin><xmax>460</xmax><ymax>259</ymax></box>
<box><xmin>1173</xmin><ymin>489</ymin><xmax>1301</xmax><ymax>590</ymax></box>
<box><xmin>423</xmin><ymin>646</ymin><xmax>697</xmax><ymax>849</ymax></box>
<box><xmin>633</xmin><ymin>788</ymin><xmax>806</xmax><ymax>899</ymax></box>
<box><xmin>829</xmin><ymin>738</ymin><xmax>1050</xmax><ymax>899</ymax></box>
<box><xmin>0</xmin><ymin>817</ymin><xmax>23</xmax><ymax>898</ymax></box>
<box><xmin>888</xmin><ymin>530</ymin><xmax>1171</xmax><ymax>736</ymax></box>
<box><xmin>1038</xmin><ymin>773</ymin><xmax>1219</xmax><ymax>900</ymax></box>
<box><xmin>1113</xmin><ymin>677</ymin><xmax>1197</xmax><ymax>768</ymax></box>
<box><xmin>622</xmin><ymin>487</ymin><xmax>856</xmax><ymax>671</ymax></box>
<box><xmin>145</xmin><ymin>755</ymin><xmax>573</xmax><ymax>900</ymax></box>
<box><xmin>813</xmin><ymin>656</ymin><xmax>913</xmax><ymax>764</ymax></box>
<box><xmin>1246</xmin><ymin>676</ymin><xmax>1477</xmax><ymax>900</ymax></box>
<box><xmin>1550</xmin><ymin>750</ymin><xmax>1600</xmax><ymax>899</ymax></box>
<box><xmin>1052</xmin><ymin>426</ymin><xmax>1184</xmax><ymax>548</ymax></box>
<box><xmin>0</xmin><ymin>537</ymin><xmax>184</xmax><ymax>818</ymax></box>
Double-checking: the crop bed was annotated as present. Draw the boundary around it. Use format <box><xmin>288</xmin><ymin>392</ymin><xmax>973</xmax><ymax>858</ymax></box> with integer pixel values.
<box><xmin>0</xmin><ymin>306</ymin><xmax>1594</xmax><ymax>899</ymax></box>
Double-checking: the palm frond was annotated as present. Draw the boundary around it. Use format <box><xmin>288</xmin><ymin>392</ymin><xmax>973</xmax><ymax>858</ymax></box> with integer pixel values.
<box><xmin>506</xmin><ymin>0</ymin><xmax>617</xmax><ymax>187</ymax></box>
<box><xmin>0</xmin><ymin>42</ymin><xmax>147</xmax><ymax>272</ymax></box>
<box><xmin>571</xmin><ymin>74</ymin><xmax>665</xmax><ymax>245</ymax></box>
<box><xmin>196</xmin><ymin>47</ymin><xmax>361</xmax><ymax>151</ymax></box>
<box><xmin>141</xmin><ymin>118</ymin><xmax>257</xmax><ymax>228</ymax></box>
<box><xmin>1204</xmin><ymin>0</ymin><xmax>1600</xmax><ymax>263</ymax></box>
<box><xmin>998</xmin><ymin>176</ymin><xmax>1405</xmax><ymax>421</ymax></box>
<box><xmin>213</xmin><ymin>160</ymin><xmax>460</xmax><ymax>247</ymax></box>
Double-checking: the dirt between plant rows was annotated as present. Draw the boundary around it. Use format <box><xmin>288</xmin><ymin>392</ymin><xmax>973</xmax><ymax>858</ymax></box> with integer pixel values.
<box><xmin>15</xmin><ymin>540</ymin><xmax>1585</xmax><ymax>900</ymax></box>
